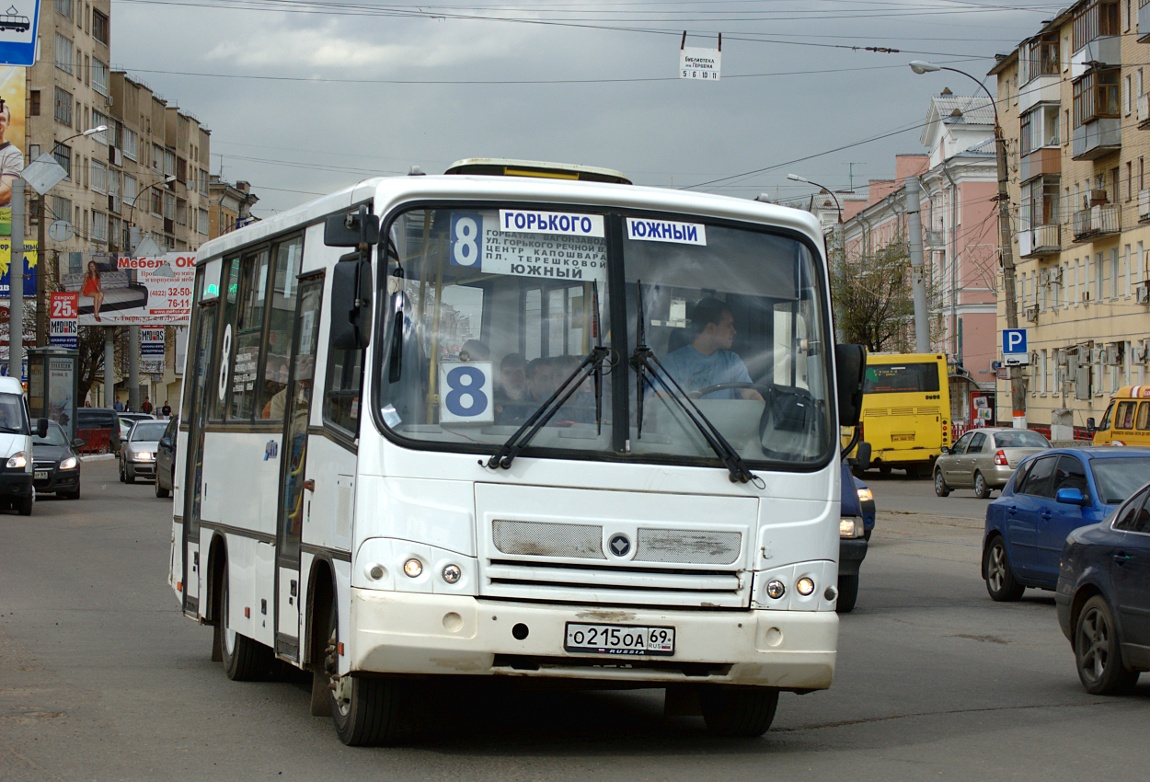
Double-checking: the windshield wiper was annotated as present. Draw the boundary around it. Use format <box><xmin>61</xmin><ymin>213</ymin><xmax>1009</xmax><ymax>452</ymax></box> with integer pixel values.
<box><xmin>486</xmin><ymin>345</ymin><xmax>610</xmax><ymax>470</ymax></box>
<box><xmin>629</xmin><ymin>283</ymin><xmax>762</xmax><ymax>487</ymax></box>
<box><xmin>487</xmin><ymin>281</ymin><xmax>608</xmax><ymax>470</ymax></box>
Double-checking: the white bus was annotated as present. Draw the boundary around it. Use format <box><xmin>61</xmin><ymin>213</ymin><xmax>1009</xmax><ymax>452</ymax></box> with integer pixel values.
<box><xmin>167</xmin><ymin>160</ymin><xmax>866</xmax><ymax>745</ymax></box>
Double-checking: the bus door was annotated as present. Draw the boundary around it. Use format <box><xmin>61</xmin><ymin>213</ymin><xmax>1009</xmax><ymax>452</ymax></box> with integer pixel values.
<box><xmin>275</xmin><ymin>276</ymin><xmax>324</xmax><ymax>658</ymax></box>
<box><xmin>182</xmin><ymin>300</ymin><xmax>219</xmax><ymax>614</ymax></box>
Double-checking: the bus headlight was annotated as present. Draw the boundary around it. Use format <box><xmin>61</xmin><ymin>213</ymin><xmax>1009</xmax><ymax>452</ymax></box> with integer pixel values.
<box><xmin>796</xmin><ymin>577</ymin><xmax>816</xmax><ymax>596</ymax></box>
<box><xmin>765</xmin><ymin>579</ymin><xmax>786</xmax><ymax>599</ymax></box>
<box><xmin>403</xmin><ymin>558</ymin><xmax>424</xmax><ymax>578</ymax></box>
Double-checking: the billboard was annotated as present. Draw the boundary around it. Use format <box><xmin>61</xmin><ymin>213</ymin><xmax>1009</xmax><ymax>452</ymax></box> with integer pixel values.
<box><xmin>67</xmin><ymin>252</ymin><xmax>195</xmax><ymax>327</ymax></box>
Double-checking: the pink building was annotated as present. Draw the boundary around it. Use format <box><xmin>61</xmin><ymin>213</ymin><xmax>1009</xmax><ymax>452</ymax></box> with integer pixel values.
<box><xmin>839</xmin><ymin>92</ymin><xmax>1000</xmax><ymax>428</ymax></box>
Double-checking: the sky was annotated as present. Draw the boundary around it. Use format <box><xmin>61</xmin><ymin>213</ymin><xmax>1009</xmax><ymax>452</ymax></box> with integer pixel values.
<box><xmin>109</xmin><ymin>0</ymin><xmax>1067</xmax><ymax>220</ymax></box>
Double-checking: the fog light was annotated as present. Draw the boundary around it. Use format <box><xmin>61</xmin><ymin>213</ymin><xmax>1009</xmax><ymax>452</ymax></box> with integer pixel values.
<box><xmin>796</xmin><ymin>577</ymin><xmax>815</xmax><ymax>596</ymax></box>
<box><xmin>367</xmin><ymin>564</ymin><xmax>386</xmax><ymax>581</ymax></box>
<box><xmin>403</xmin><ymin>558</ymin><xmax>423</xmax><ymax>578</ymax></box>
<box><xmin>766</xmin><ymin>579</ymin><xmax>786</xmax><ymax>599</ymax></box>
<box><xmin>442</xmin><ymin>564</ymin><xmax>462</xmax><ymax>584</ymax></box>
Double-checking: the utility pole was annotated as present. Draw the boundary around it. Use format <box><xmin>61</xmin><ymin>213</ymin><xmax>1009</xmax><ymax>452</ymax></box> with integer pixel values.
<box><xmin>905</xmin><ymin>177</ymin><xmax>930</xmax><ymax>353</ymax></box>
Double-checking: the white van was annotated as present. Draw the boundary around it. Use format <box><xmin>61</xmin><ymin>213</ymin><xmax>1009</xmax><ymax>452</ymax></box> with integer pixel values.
<box><xmin>0</xmin><ymin>376</ymin><xmax>48</xmax><ymax>516</ymax></box>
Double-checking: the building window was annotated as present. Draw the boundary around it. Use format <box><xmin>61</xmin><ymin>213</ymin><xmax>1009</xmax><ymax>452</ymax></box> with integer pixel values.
<box><xmin>91</xmin><ymin>210</ymin><xmax>109</xmax><ymax>243</ymax></box>
<box><xmin>1073</xmin><ymin>0</ymin><xmax>1120</xmax><ymax>51</ymax></box>
<box><xmin>1019</xmin><ymin>32</ymin><xmax>1059</xmax><ymax>85</ymax></box>
<box><xmin>91</xmin><ymin>160</ymin><xmax>108</xmax><ymax>194</ymax></box>
<box><xmin>124</xmin><ymin>175</ymin><xmax>138</xmax><ymax>211</ymax></box>
<box><xmin>198</xmin><ymin>207</ymin><xmax>209</xmax><ymax>234</ymax></box>
<box><xmin>122</xmin><ymin>127</ymin><xmax>138</xmax><ymax>161</ymax></box>
<box><xmin>1073</xmin><ymin>68</ymin><xmax>1120</xmax><ymax>126</ymax></box>
<box><xmin>29</xmin><ymin>90</ymin><xmax>39</xmax><ymax>116</ymax></box>
<box><xmin>55</xmin><ymin>0</ymin><xmax>73</xmax><ymax>21</ymax></box>
<box><xmin>54</xmin><ymin>34</ymin><xmax>74</xmax><ymax>74</ymax></box>
<box><xmin>54</xmin><ymin>87</ymin><xmax>73</xmax><ymax>126</ymax></box>
<box><xmin>92</xmin><ymin>58</ymin><xmax>109</xmax><ymax>96</ymax></box>
<box><xmin>92</xmin><ymin>10</ymin><xmax>109</xmax><ymax>45</ymax></box>
<box><xmin>1023</xmin><ymin>175</ymin><xmax>1061</xmax><ymax>227</ymax></box>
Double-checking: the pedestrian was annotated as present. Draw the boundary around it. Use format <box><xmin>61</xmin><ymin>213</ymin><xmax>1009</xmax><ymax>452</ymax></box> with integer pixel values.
<box><xmin>161</xmin><ymin>401</ymin><xmax>172</xmax><ymax>418</ymax></box>
<box><xmin>113</xmin><ymin>398</ymin><xmax>124</xmax><ymax>412</ymax></box>
<box><xmin>142</xmin><ymin>397</ymin><xmax>153</xmax><ymax>414</ymax></box>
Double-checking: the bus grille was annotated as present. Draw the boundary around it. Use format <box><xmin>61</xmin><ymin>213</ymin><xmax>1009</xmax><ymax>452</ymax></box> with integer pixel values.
<box><xmin>485</xmin><ymin>520</ymin><xmax>747</xmax><ymax>608</ymax></box>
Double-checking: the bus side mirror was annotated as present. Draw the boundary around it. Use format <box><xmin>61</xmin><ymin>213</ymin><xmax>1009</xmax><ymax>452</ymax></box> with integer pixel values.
<box><xmin>835</xmin><ymin>343</ymin><xmax>866</xmax><ymax>428</ymax></box>
<box><xmin>1086</xmin><ymin>417</ymin><xmax>1096</xmax><ymax>433</ymax></box>
<box><xmin>331</xmin><ymin>256</ymin><xmax>372</xmax><ymax>350</ymax></box>
<box><xmin>324</xmin><ymin>206</ymin><xmax>380</xmax><ymax>247</ymax></box>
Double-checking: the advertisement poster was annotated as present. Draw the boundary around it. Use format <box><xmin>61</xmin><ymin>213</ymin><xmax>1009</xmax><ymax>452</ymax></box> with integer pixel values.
<box><xmin>67</xmin><ymin>252</ymin><xmax>195</xmax><ymax>327</ymax></box>
<box><xmin>48</xmin><ymin>356</ymin><xmax>74</xmax><ymax>429</ymax></box>
<box><xmin>49</xmin><ymin>291</ymin><xmax>78</xmax><ymax>348</ymax></box>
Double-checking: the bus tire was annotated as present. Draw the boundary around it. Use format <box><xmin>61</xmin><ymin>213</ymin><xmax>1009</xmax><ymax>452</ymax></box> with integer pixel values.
<box><xmin>836</xmin><ymin>575</ymin><xmax>859</xmax><ymax>613</ymax></box>
<box><xmin>325</xmin><ymin>601</ymin><xmax>415</xmax><ymax>746</ymax></box>
<box><xmin>700</xmin><ymin>686</ymin><xmax>779</xmax><ymax>737</ymax></box>
<box><xmin>220</xmin><ymin>566</ymin><xmax>275</xmax><ymax>681</ymax></box>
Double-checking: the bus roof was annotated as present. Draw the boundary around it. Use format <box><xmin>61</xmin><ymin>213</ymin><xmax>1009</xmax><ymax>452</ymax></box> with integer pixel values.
<box><xmin>1112</xmin><ymin>386</ymin><xmax>1150</xmax><ymax>399</ymax></box>
<box><xmin>192</xmin><ymin>172</ymin><xmax>823</xmax><ymax>264</ymax></box>
<box><xmin>444</xmin><ymin>158</ymin><xmax>632</xmax><ymax>185</ymax></box>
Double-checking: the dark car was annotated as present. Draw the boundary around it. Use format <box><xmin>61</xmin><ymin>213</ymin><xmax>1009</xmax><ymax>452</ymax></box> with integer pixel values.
<box><xmin>1057</xmin><ymin>480</ymin><xmax>1150</xmax><ymax>694</ymax></box>
<box><xmin>838</xmin><ymin>461</ymin><xmax>876</xmax><ymax>614</ymax></box>
<box><xmin>154</xmin><ymin>416</ymin><xmax>178</xmax><ymax>498</ymax></box>
<box><xmin>76</xmin><ymin>407</ymin><xmax>122</xmax><ymax>455</ymax></box>
<box><xmin>982</xmin><ymin>446</ymin><xmax>1150</xmax><ymax>601</ymax></box>
<box><xmin>32</xmin><ymin>421</ymin><xmax>83</xmax><ymax>499</ymax></box>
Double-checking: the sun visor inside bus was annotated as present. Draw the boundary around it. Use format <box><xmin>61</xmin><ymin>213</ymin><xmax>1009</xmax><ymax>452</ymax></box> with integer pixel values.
<box><xmin>324</xmin><ymin>206</ymin><xmax>380</xmax><ymax>247</ymax></box>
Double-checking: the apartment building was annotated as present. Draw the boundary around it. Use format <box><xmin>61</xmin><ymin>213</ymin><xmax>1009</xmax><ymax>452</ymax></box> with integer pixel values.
<box><xmin>991</xmin><ymin>0</ymin><xmax>1150</xmax><ymax>435</ymax></box>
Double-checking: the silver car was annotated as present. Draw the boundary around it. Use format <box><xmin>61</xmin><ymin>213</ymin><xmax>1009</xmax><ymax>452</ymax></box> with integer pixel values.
<box><xmin>934</xmin><ymin>427</ymin><xmax>1052</xmax><ymax>499</ymax></box>
<box><xmin>118</xmin><ymin>419</ymin><xmax>169</xmax><ymax>484</ymax></box>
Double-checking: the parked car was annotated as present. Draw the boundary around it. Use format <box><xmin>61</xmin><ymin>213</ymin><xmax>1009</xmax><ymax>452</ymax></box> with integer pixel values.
<box><xmin>1056</xmin><ymin>479</ymin><xmax>1150</xmax><ymax>694</ymax></box>
<box><xmin>76</xmin><ymin>407</ymin><xmax>121</xmax><ymax>455</ymax></box>
<box><xmin>838</xmin><ymin>460</ymin><xmax>876</xmax><ymax>614</ymax></box>
<box><xmin>935</xmin><ymin>427</ymin><xmax>1051</xmax><ymax>499</ymax></box>
<box><xmin>118</xmin><ymin>419</ymin><xmax>169</xmax><ymax>483</ymax></box>
<box><xmin>154</xmin><ymin>416</ymin><xmax>178</xmax><ymax>498</ymax></box>
<box><xmin>31</xmin><ymin>421</ymin><xmax>83</xmax><ymax>499</ymax></box>
<box><xmin>981</xmin><ymin>446</ymin><xmax>1150</xmax><ymax>601</ymax></box>
<box><xmin>118</xmin><ymin>412</ymin><xmax>155</xmax><ymax>425</ymax></box>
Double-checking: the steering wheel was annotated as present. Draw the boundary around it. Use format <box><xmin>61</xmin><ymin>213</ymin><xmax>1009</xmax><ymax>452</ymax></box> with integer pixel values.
<box><xmin>688</xmin><ymin>382</ymin><xmax>772</xmax><ymax>400</ymax></box>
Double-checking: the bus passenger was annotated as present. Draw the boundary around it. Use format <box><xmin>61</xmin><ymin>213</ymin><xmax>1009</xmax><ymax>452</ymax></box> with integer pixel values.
<box><xmin>660</xmin><ymin>298</ymin><xmax>762</xmax><ymax>400</ymax></box>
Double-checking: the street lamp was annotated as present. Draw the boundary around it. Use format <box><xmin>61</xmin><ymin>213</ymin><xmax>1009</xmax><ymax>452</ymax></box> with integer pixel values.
<box><xmin>125</xmin><ymin>174</ymin><xmax>176</xmax><ymax>252</ymax></box>
<box><xmin>910</xmin><ymin>60</ymin><xmax>1026</xmax><ymax>428</ymax></box>
<box><xmin>34</xmin><ymin>125</ymin><xmax>108</xmax><ymax>347</ymax></box>
<box><xmin>786</xmin><ymin>173</ymin><xmax>842</xmax><ymax>222</ymax></box>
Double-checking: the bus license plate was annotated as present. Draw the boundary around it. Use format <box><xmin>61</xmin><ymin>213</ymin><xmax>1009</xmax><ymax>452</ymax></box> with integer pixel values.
<box><xmin>564</xmin><ymin>623</ymin><xmax>675</xmax><ymax>656</ymax></box>
<box><xmin>34</xmin><ymin>470</ymin><xmax>48</xmax><ymax>480</ymax></box>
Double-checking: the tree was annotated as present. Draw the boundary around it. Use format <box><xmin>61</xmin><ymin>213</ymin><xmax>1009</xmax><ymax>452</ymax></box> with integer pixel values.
<box><xmin>77</xmin><ymin>325</ymin><xmax>128</xmax><ymax>405</ymax></box>
<box><xmin>831</xmin><ymin>236</ymin><xmax>940</xmax><ymax>353</ymax></box>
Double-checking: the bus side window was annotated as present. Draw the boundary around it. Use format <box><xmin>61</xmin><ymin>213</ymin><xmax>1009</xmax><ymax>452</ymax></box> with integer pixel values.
<box><xmin>1118</xmin><ymin>401</ymin><xmax>1136</xmax><ymax>430</ymax></box>
<box><xmin>325</xmin><ymin>343</ymin><xmax>363</xmax><ymax>435</ymax></box>
<box><xmin>1137</xmin><ymin>402</ymin><xmax>1150</xmax><ymax>431</ymax></box>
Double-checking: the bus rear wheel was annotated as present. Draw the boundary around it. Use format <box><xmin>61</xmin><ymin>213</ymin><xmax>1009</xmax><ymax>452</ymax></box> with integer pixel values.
<box><xmin>219</xmin><ymin>566</ymin><xmax>275</xmax><ymax>681</ymax></box>
<box><xmin>700</xmin><ymin>686</ymin><xmax>779</xmax><ymax>737</ymax></box>
<box><xmin>325</xmin><ymin>601</ymin><xmax>416</xmax><ymax>746</ymax></box>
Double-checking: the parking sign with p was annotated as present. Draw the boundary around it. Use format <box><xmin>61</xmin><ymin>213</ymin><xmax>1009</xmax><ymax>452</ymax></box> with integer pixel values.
<box><xmin>1002</xmin><ymin>328</ymin><xmax>1029</xmax><ymax>366</ymax></box>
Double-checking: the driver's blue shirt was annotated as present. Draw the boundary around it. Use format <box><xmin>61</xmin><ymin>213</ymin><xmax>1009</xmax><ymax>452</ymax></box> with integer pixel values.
<box><xmin>659</xmin><ymin>345</ymin><xmax>752</xmax><ymax>399</ymax></box>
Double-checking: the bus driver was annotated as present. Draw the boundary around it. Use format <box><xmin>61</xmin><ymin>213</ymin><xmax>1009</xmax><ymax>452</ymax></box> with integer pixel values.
<box><xmin>660</xmin><ymin>297</ymin><xmax>763</xmax><ymax>401</ymax></box>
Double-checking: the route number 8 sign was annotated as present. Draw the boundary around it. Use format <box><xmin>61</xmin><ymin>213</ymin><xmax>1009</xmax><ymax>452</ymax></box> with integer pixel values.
<box><xmin>438</xmin><ymin>361</ymin><xmax>494</xmax><ymax>424</ymax></box>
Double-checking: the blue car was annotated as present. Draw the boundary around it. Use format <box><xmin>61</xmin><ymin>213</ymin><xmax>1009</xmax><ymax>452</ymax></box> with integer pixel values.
<box><xmin>838</xmin><ymin>462</ymin><xmax>876</xmax><ymax>613</ymax></box>
<box><xmin>1057</xmin><ymin>480</ymin><xmax>1150</xmax><ymax>694</ymax></box>
<box><xmin>981</xmin><ymin>447</ymin><xmax>1150</xmax><ymax>601</ymax></box>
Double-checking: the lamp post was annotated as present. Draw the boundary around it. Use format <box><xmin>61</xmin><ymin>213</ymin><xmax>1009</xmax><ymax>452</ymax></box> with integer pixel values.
<box><xmin>786</xmin><ymin>173</ymin><xmax>842</xmax><ymax>223</ymax></box>
<box><xmin>35</xmin><ymin>125</ymin><xmax>107</xmax><ymax>348</ymax></box>
<box><xmin>122</xmin><ymin>173</ymin><xmax>175</xmax><ymax>412</ymax></box>
<box><xmin>910</xmin><ymin>60</ymin><xmax>1025</xmax><ymax>427</ymax></box>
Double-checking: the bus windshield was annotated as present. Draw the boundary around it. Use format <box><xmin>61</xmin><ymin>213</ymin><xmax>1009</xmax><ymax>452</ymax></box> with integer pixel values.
<box><xmin>375</xmin><ymin>205</ymin><xmax>834</xmax><ymax>469</ymax></box>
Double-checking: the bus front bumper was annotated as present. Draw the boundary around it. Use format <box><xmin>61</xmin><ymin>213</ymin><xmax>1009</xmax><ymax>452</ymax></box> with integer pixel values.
<box><xmin>348</xmin><ymin>590</ymin><xmax>837</xmax><ymax>690</ymax></box>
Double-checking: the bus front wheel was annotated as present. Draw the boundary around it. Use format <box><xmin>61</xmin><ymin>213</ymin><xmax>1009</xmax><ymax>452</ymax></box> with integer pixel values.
<box><xmin>325</xmin><ymin>601</ymin><xmax>416</xmax><ymax>746</ymax></box>
<box><xmin>700</xmin><ymin>686</ymin><xmax>779</xmax><ymax>737</ymax></box>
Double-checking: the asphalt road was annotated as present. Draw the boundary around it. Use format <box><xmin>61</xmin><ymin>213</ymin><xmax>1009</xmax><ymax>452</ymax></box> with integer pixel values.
<box><xmin>2</xmin><ymin>459</ymin><xmax>1147</xmax><ymax>781</ymax></box>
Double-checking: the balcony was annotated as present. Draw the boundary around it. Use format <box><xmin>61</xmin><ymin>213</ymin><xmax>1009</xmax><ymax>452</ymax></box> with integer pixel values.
<box><xmin>1072</xmin><ymin>118</ymin><xmax>1121</xmax><ymax>160</ymax></box>
<box><xmin>1140</xmin><ymin>189</ymin><xmax>1150</xmax><ymax>223</ymax></box>
<box><xmin>1141</xmin><ymin>1</ymin><xmax>1150</xmax><ymax>43</ymax></box>
<box><xmin>1072</xmin><ymin>204</ymin><xmax>1120</xmax><ymax>241</ymax></box>
<box><xmin>1019</xmin><ymin>224</ymin><xmax>1062</xmax><ymax>257</ymax></box>
<box><xmin>1141</xmin><ymin>94</ymin><xmax>1150</xmax><ymax>129</ymax></box>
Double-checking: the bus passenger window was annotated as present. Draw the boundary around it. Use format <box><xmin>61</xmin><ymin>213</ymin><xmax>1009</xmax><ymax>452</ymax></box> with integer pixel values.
<box><xmin>1136</xmin><ymin>402</ymin><xmax>1150</xmax><ymax>431</ymax></box>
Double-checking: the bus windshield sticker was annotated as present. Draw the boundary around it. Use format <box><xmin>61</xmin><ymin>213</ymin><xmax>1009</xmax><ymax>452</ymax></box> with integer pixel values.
<box><xmin>450</xmin><ymin>212</ymin><xmax>607</xmax><ymax>283</ymax></box>
<box><xmin>625</xmin><ymin>217</ymin><xmax>707</xmax><ymax>246</ymax></box>
<box><xmin>438</xmin><ymin>361</ymin><xmax>495</xmax><ymax>424</ymax></box>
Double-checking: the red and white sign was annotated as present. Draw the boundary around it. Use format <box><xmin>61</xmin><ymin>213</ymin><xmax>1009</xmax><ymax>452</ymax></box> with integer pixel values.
<box><xmin>50</xmin><ymin>291</ymin><xmax>79</xmax><ymax>349</ymax></box>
